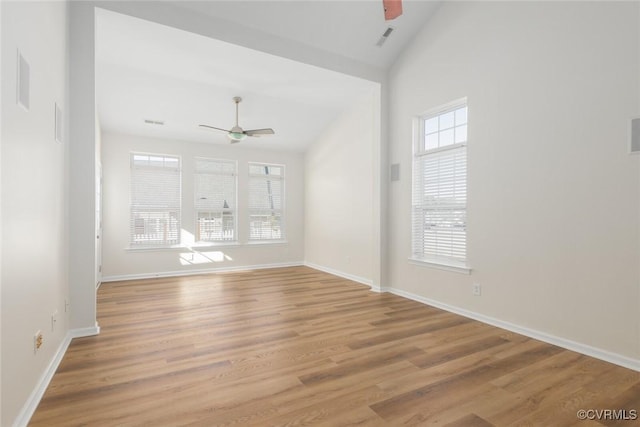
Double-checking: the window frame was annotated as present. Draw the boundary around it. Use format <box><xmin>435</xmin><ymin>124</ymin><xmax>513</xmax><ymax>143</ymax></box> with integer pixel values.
<box><xmin>194</xmin><ymin>157</ymin><xmax>238</xmax><ymax>244</ymax></box>
<box><xmin>410</xmin><ymin>99</ymin><xmax>471</xmax><ymax>274</ymax></box>
<box><xmin>247</xmin><ymin>162</ymin><xmax>286</xmax><ymax>242</ymax></box>
<box><xmin>129</xmin><ymin>152</ymin><xmax>182</xmax><ymax>248</ymax></box>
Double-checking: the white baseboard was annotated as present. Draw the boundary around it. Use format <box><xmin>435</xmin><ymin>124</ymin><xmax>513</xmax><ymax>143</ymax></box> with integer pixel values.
<box><xmin>12</xmin><ymin>334</ymin><xmax>71</xmax><ymax>427</ymax></box>
<box><xmin>101</xmin><ymin>261</ymin><xmax>305</xmax><ymax>282</ymax></box>
<box><xmin>387</xmin><ymin>287</ymin><xmax>640</xmax><ymax>373</ymax></box>
<box><xmin>69</xmin><ymin>323</ymin><xmax>101</xmax><ymax>338</ymax></box>
<box><xmin>12</xmin><ymin>324</ymin><xmax>101</xmax><ymax>427</ymax></box>
<box><xmin>369</xmin><ymin>284</ymin><xmax>387</xmax><ymax>293</ymax></box>
<box><xmin>303</xmin><ymin>262</ymin><xmax>373</xmax><ymax>287</ymax></box>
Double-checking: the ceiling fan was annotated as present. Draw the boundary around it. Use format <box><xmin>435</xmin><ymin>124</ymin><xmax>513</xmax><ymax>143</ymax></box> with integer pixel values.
<box><xmin>199</xmin><ymin>96</ymin><xmax>275</xmax><ymax>143</ymax></box>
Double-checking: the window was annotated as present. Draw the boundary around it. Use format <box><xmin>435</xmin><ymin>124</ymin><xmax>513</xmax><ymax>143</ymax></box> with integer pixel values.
<box><xmin>194</xmin><ymin>158</ymin><xmax>237</xmax><ymax>242</ymax></box>
<box><xmin>411</xmin><ymin>102</ymin><xmax>468</xmax><ymax>272</ymax></box>
<box><xmin>248</xmin><ymin>163</ymin><xmax>284</xmax><ymax>241</ymax></box>
<box><xmin>130</xmin><ymin>153</ymin><xmax>181</xmax><ymax>247</ymax></box>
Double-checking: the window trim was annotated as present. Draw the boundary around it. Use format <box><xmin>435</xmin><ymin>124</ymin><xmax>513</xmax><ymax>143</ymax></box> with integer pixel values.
<box><xmin>247</xmin><ymin>162</ymin><xmax>286</xmax><ymax>242</ymax></box>
<box><xmin>408</xmin><ymin>258</ymin><xmax>471</xmax><ymax>275</ymax></box>
<box><xmin>125</xmin><ymin>241</ymin><xmax>242</xmax><ymax>252</ymax></box>
<box><xmin>129</xmin><ymin>152</ymin><xmax>182</xmax><ymax>249</ymax></box>
<box><xmin>410</xmin><ymin>98</ymin><xmax>470</xmax><ymax>272</ymax></box>
<box><xmin>193</xmin><ymin>157</ymin><xmax>238</xmax><ymax>244</ymax></box>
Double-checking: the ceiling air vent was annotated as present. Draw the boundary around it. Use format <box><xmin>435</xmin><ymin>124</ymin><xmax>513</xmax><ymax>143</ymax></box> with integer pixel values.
<box><xmin>376</xmin><ymin>27</ymin><xmax>394</xmax><ymax>47</ymax></box>
<box><xmin>144</xmin><ymin>119</ymin><xmax>164</xmax><ymax>126</ymax></box>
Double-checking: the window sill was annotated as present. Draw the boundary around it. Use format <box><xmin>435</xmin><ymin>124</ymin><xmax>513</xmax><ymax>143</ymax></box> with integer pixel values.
<box><xmin>246</xmin><ymin>240</ymin><xmax>288</xmax><ymax>246</ymax></box>
<box><xmin>189</xmin><ymin>242</ymin><xmax>240</xmax><ymax>249</ymax></box>
<box><xmin>126</xmin><ymin>241</ymin><xmax>288</xmax><ymax>252</ymax></box>
<box><xmin>409</xmin><ymin>258</ymin><xmax>471</xmax><ymax>275</ymax></box>
<box><xmin>126</xmin><ymin>242</ymin><xmax>240</xmax><ymax>252</ymax></box>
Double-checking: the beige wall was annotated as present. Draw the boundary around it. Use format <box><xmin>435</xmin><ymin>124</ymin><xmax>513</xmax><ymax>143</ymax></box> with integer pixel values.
<box><xmin>304</xmin><ymin>93</ymin><xmax>379</xmax><ymax>284</ymax></box>
<box><xmin>101</xmin><ymin>132</ymin><xmax>305</xmax><ymax>279</ymax></box>
<box><xmin>1</xmin><ymin>2</ymin><xmax>69</xmax><ymax>425</ymax></box>
<box><xmin>387</xmin><ymin>1</ymin><xmax>640</xmax><ymax>360</ymax></box>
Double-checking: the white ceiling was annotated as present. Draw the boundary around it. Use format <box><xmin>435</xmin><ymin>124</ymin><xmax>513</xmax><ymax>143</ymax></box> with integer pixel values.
<box><xmin>175</xmin><ymin>0</ymin><xmax>443</xmax><ymax>70</ymax></box>
<box><xmin>96</xmin><ymin>1</ymin><xmax>441</xmax><ymax>152</ymax></box>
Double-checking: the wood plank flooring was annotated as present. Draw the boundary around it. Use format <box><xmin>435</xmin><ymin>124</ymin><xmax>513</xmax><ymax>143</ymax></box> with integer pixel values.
<box><xmin>30</xmin><ymin>266</ymin><xmax>640</xmax><ymax>426</ymax></box>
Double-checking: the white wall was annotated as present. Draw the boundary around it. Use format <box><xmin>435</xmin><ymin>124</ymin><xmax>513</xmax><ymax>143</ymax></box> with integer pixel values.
<box><xmin>0</xmin><ymin>0</ymin><xmax>4</xmax><ymax>420</ymax></box>
<box><xmin>305</xmin><ymin>92</ymin><xmax>379</xmax><ymax>285</ymax></box>
<box><xmin>101</xmin><ymin>132</ymin><xmax>305</xmax><ymax>279</ymax></box>
<box><xmin>68</xmin><ymin>1</ymin><xmax>98</xmax><ymax>333</ymax></box>
<box><xmin>0</xmin><ymin>0</ymin><xmax>6</xmax><ymax>422</ymax></box>
<box><xmin>96</xmin><ymin>112</ymin><xmax>103</xmax><ymax>286</ymax></box>
<box><xmin>387</xmin><ymin>1</ymin><xmax>640</xmax><ymax>361</ymax></box>
<box><xmin>1</xmin><ymin>2</ymin><xmax>69</xmax><ymax>425</ymax></box>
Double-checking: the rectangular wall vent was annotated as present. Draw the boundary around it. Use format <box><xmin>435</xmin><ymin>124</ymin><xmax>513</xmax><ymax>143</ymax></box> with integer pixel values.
<box><xmin>144</xmin><ymin>119</ymin><xmax>165</xmax><ymax>126</ymax></box>
<box><xmin>17</xmin><ymin>50</ymin><xmax>30</xmax><ymax>111</ymax></box>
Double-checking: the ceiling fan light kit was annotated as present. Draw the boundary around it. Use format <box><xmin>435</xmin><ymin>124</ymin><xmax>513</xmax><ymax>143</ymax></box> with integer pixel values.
<box><xmin>199</xmin><ymin>96</ymin><xmax>275</xmax><ymax>144</ymax></box>
<box><xmin>229</xmin><ymin>131</ymin><xmax>247</xmax><ymax>142</ymax></box>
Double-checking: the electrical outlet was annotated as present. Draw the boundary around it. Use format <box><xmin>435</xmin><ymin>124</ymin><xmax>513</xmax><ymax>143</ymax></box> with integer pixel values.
<box><xmin>472</xmin><ymin>283</ymin><xmax>481</xmax><ymax>296</ymax></box>
<box><xmin>51</xmin><ymin>310</ymin><xmax>58</xmax><ymax>332</ymax></box>
<box><xmin>65</xmin><ymin>299</ymin><xmax>69</xmax><ymax>313</ymax></box>
<box><xmin>34</xmin><ymin>331</ymin><xmax>43</xmax><ymax>353</ymax></box>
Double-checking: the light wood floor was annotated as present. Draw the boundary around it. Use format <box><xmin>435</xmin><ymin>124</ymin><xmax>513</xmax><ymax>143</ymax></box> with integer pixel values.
<box><xmin>30</xmin><ymin>266</ymin><xmax>639</xmax><ymax>426</ymax></box>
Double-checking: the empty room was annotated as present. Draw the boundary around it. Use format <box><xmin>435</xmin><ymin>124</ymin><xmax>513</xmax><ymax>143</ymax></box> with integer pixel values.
<box><xmin>1</xmin><ymin>0</ymin><xmax>639</xmax><ymax>426</ymax></box>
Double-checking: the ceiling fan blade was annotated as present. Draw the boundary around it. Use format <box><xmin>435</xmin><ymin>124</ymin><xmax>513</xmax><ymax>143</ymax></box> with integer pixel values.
<box><xmin>383</xmin><ymin>0</ymin><xmax>403</xmax><ymax>20</ymax></box>
<box><xmin>199</xmin><ymin>124</ymin><xmax>231</xmax><ymax>133</ymax></box>
<box><xmin>201</xmin><ymin>98</ymin><xmax>274</xmax><ymax>144</ymax></box>
<box><xmin>245</xmin><ymin>128</ymin><xmax>275</xmax><ymax>137</ymax></box>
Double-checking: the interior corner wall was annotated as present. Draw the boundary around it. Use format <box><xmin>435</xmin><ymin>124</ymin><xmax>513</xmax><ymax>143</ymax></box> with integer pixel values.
<box><xmin>637</xmin><ymin>0</ymin><xmax>640</xmax><ymax>363</ymax></box>
<box><xmin>0</xmin><ymin>0</ymin><xmax>4</xmax><ymax>420</ymax></box>
<box><xmin>378</xmin><ymin>80</ymin><xmax>391</xmax><ymax>290</ymax></box>
<box><xmin>68</xmin><ymin>1</ymin><xmax>97</xmax><ymax>331</ymax></box>
<box><xmin>95</xmin><ymin>110</ymin><xmax>102</xmax><ymax>286</ymax></box>
<box><xmin>304</xmin><ymin>92</ymin><xmax>379</xmax><ymax>285</ymax></box>
<box><xmin>387</xmin><ymin>1</ymin><xmax>640</xmax><ymax>360</ymax></box>
<box><xmin>100</xmin><ymin>132</ymin><xmax>305</xmax><ymax>279</ymax></box>
<box><xmin>1</xmin><ymin>2</ymin><xmax>69</xmax><ymax>425</ymax></box>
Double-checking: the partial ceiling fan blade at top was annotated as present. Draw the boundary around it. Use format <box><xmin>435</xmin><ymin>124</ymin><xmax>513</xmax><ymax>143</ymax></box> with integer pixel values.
<box><xmin>245</xmin><ymin>128</ymin><xmax>275</xmax><ymax>137</ymax></box>
<box><xmin>383</xmin><ymin>0</ymin><xmax>402</xmax><ymax>20</ymax></box>
<box><xmin>199</xmin><ymin>124</ymin><xmax>231</xmax><ymax>133</ymax></box>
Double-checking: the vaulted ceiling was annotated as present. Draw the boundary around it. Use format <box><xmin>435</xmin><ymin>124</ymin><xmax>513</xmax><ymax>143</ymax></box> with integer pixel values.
<box><xmin>96</xmin><ymin>1</ymin><xmax>442</xmax><ymax>151</ymax></box>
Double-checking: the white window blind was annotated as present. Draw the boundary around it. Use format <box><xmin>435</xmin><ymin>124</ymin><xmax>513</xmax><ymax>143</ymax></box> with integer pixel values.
<box><xmin>194</xmin><ymin>158</ymin><xmax>237</xmax><ymax>242</ymax></box>
<box><xmin>130</xmin><ymin>153</ymin><xmax>181</xmax><ymax>247</ymax></box>
<box><xmin>412</xmin><ymin>103</ymin><xmax>468</xmax><ymax>268</ymax></box>
<box><xmin>248</xmin><ymin>163</ymin><xmax>284</xmax><ymax>241</ymax></box>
